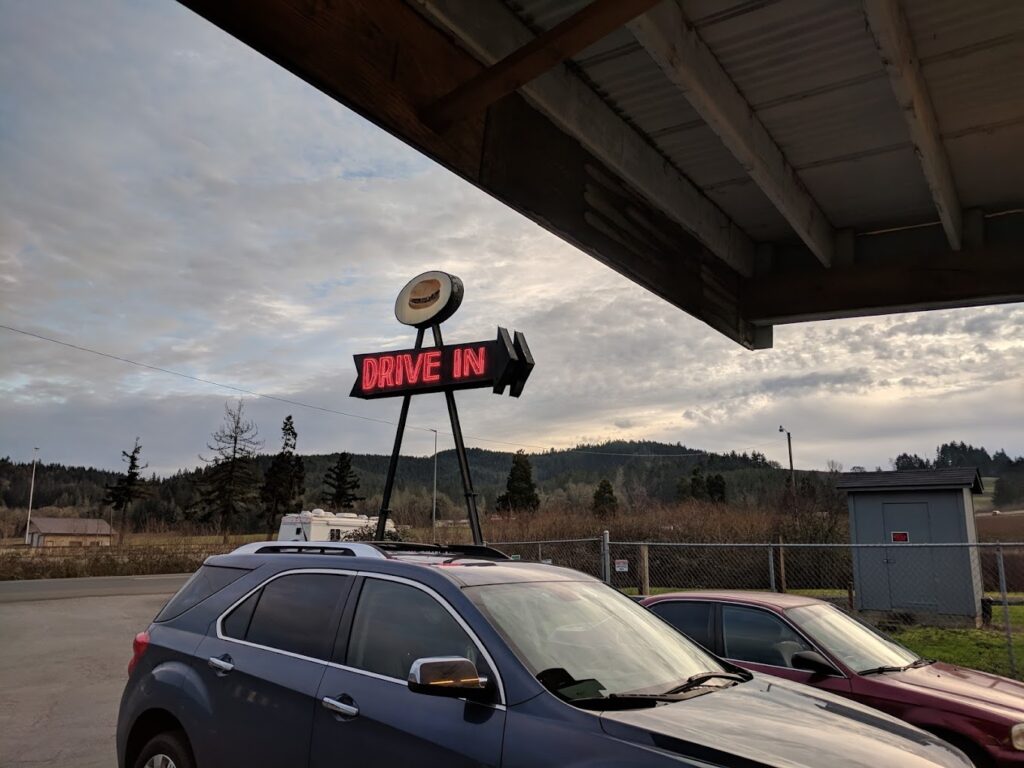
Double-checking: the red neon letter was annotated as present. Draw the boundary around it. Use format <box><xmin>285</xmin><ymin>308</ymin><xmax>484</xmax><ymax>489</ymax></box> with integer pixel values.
<box><xmin>378</xmin><ymin>355</ymin><xmax>395</xmax><ymax>387</ymax></box>
<box><xmin>463</xmin><ymin>346</ymin><xmax>486</xmax><ymax>378</ymax></box>
<box><xmin>423</xmin><ymin>350</ymin><xmax>442</xmax><ymax>382</ymax></box>
<box><xmin>402</xmin><ymin>352</ymin><xmax>425</xmax><ymax>384</ymax></box>
<box><xmin>453</xmin><ymin>348</ymin><xmax>463</xmax><ymax>379</ymax></box>
<box><xmin>361</xmin><ymin>357</ymin><xmax>378</xmax><ymax>391</ymax></box>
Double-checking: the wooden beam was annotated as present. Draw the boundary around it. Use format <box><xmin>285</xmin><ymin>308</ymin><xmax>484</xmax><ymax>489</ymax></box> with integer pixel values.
<box><xmin>628</xmin><ymin>2</ymin><xmax>835</xmax><ymax>268</ymax></box>
<box><xmin>423</xmin><ymin>0</ymin><xmax>662</xmax><ymax>130</ymax></box>
<box><xmin>744</xmin><ymin>247</ymin><xmax>1024</xmax><ymax>325</ymax></box>
<box><xmin>416</xmin><ymin>0</ymin><xmax>755</xmax><ymax>277</ymax></box>
<box><xmin>863</xmin><ymin>0</ymin><xmax>962</xmax><ymax>250</ymax></box>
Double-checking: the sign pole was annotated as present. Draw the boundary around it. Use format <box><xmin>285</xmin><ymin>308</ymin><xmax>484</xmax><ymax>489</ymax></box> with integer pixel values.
<box><xmin>375</xmin><ymin>327</ymin><xmax>425</xmax><ymax>540</ymax></box>
<box><xmin>432</xmin><ymin>324</ymin><xmax>484</xmax><ymax>545</ymax></box>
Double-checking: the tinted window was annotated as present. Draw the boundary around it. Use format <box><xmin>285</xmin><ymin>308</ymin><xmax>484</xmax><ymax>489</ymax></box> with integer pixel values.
<box><xmin>722</xmin><ymin>604</ymin><xmax>812</xmax><ymax>668</ymax></box>
<box><xmin>156</xmin><ymin>565</ymin><xmax>249</xmax><ymax>622</ymax></box>
<box><xmin>243</xmin><ymin>573</ymin><xmax>348</xmax><ymax>660</ymax></box>
<box><xmin>222</xmin><ymin>590</ymin><xmax>260</xmax><ymax>640</ymax></box>
<box><xmin>649</xmin><ymin>601</ymin><xmax>713</xmax><ymax>648</ymax></box>
<box><xmin>347</xmin><ymin>579</ymin><xmax>485</xmax><ymax>681</ymax></box>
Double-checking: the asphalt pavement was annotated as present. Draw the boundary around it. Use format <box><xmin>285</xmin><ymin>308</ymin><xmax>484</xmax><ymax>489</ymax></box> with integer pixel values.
<box><xmin>0</xmin><ymin>576</ymin><xmax>184</xmax><ymax>767</ymax></box>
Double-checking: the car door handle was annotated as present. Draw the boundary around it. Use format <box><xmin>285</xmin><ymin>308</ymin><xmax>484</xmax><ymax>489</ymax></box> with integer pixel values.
<box><xmin>322</xmin><ymin>696</ymin><xmax>359</xmax><ymax>718</ymax></box>
<box><xmin>208</xmin><ymin>655</ymin><xmax>234</xmax><ymax>674</ymax></box>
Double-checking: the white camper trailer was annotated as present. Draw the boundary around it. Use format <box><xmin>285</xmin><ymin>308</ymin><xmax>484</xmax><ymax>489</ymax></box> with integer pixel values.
<box><xmin>276</xmin><ymin>508</ymin><xmax>395</xmax><ymax>542</ymax></box>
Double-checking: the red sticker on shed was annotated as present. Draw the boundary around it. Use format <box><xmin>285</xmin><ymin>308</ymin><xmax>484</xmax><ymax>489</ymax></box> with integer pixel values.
<box><xmin>890</xmin><ymin>531</ymin><xmax>910</xmax><ymax>543</ymax></box>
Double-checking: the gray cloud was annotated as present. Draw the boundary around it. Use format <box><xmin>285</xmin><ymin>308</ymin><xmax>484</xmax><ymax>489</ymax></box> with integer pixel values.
<box><xmin>1</xmin><ymin>0</ymin><xmax>1023</xmax><ymax>475</ymax></box>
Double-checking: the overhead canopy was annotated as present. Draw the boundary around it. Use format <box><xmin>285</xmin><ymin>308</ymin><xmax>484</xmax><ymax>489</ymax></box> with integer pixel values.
<box><xmin>178</xmin><ymin>0</ymin><xmax>1024</xmax><ymax>348</ymax></box>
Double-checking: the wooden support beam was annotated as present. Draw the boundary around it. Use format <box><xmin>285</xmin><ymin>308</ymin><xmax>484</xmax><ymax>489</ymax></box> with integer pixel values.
<box><xmin>863</xmin><ymin>0</ymin><xmax>963</xmax><ymax>250</ymax></box>
<box><xmin>629</xmin><ymin>2</ymin><xmax>835</xmax><ymax>267</ymax></box>
<box><xmin>423</xmin><ymin>0</ymin><xmax>662</xmax><ymax>130</ymax></box>
<box><xmin>416</xmin><ymin>0</ymin><xmax>756</xmax><ymax>277</ymax></box>
<box><xmin>744</xmin><ymin>247</ymin><xmax>1024</xmax><ymax>325</ymax></box>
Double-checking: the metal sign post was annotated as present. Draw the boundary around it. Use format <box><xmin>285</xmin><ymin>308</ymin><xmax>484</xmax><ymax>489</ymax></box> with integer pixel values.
<box><xmin>354</xmin><ymin>272</ymin><xmax>533</xmax><ymax>546</ymax></box>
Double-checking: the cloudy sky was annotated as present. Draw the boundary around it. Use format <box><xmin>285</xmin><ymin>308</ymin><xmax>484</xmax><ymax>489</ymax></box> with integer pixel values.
<box><xmin>2</xmin><ymin>0</ymin><xmax>1022</xmax><ymax>476</ymax></box>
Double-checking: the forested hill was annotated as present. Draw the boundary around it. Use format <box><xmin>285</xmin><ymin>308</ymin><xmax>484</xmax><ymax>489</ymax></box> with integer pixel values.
<box><xmin>0</xmin><ymin>441</ymin><xmax>776</xmax><ymax>518</ymax></box>
<box><xmin>2</xmin><ymin>440</ymin><xmax>1022</xmax><ymax>530</ymax></box>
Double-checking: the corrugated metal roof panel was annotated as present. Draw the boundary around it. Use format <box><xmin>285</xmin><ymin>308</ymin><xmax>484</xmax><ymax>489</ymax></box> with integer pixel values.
<box><xmin>945</xmin><ymin>121</ymin><xmax>1024</xmax><ymax>209</ymax></box>
<box><xmin>688</xmin><ymin>0</ymin><xmax>883</xmax><ymax>107</ymax></box>
<box><xmin>703</xmin><ymin>179</ymin><xmax>794</xmax><ymax>240</ymax></box>
<box><xmin>799</xmin><ymin>146</ymin><xmax>936</xmax><ymax>230</ymax></box>
<box><xmin>903</xmin><ymin>0</ymin><xmax>1024</xmax><ymax>60</ymax></box>
<box><xmin>657</xmin><ymin>124</ymin><xmax>747</xmax><ymax>187</ymax></box>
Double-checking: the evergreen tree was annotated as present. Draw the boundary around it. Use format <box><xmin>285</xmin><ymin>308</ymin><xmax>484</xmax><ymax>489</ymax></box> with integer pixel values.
<box><xmin>103</xmin><ymin>437</ymin><xmax>147</xmax><ymax>542</ymax></box>
<box><xmin>323</xmin><ymin>452</ymin><xmax>364</xmax><ymax>509</ymax></box>
<box><xmin>689</xmin><ymin>467</ymin><xmax>708</xmax><ymax>500</ymax></box>
<box><xmin>260</xmin><ymin>415</ymin><xmax>306</xmax><ymax>537</ymax></box>
<box><xmin>496</xmin><ymin>450</ymin><xmax>540</xmax><ymax>512</ymax></box>
<box><xmin>675</xmin><ymin>473</ymin><xmax>692</xmax><ymax>502</ymax></box>
<box><xmin>199</xmin><ymin>400</ymin><xmax>263</xmax><ymax>543</ymax></box>
<box><xmin>707</xmin><ymin>473</ymin><xmax>726</xmax><ymax>503</ymax></box>
<box><xmin>892</xmin><ymin>453</ymin><xmax>931</xmax><ymax>471</ymax></box>
<box><xmin>592</xmin><ymin>479</ymin><xmax>618</xmax><ymax>518</ymax></box>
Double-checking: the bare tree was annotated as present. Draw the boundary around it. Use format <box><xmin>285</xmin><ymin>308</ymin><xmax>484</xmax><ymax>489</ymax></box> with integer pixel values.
<box><xmin>199</xmin><ymin>400</ymin><xmax>263</xmax><ymax>543</ymax></box>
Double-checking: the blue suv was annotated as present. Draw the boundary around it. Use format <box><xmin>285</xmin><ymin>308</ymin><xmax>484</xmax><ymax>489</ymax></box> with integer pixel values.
<box><xmin>118</xmin><ymin>541</ymin><xmax>971</xmax><ymax>768</ymax></box>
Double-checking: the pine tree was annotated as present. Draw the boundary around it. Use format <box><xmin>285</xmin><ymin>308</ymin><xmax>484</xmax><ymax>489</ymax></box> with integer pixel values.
<box><xmin>260</xmin><ymin>415</ymin><xmax>306</xmax><ymax>537</ymax></box>
<box><xmin>675</xmin><ymin>473</ymin><xmax>692</xmax><ymax>502</ymax></box>
<box><xmin>103</xmin><ymin>437</ymin><xmax>147</xmax><ymax>543</ymax></box>
<box><xmin>592</xmin><ymin>478</ymin><xmax>618</xmax><ymax>518</ymax></box>
<box><xmin>689</xmin><ymin>467</ymin><xmax>708</xmax><ymax>500</ymax></box>
<box><xmin>323</xmin><ymin>452</ymin><xmax>364</xmax><ymax>509</ymax></box>
<box><xmin>199</xmin><ymin>400</ymin><xmax>263</xmax><ymax>543</ymax></box>
<box><xmin>706</xmin><ymin>473</ymin><xmax>726</xmax><ymax>503</ymax></box>
<box><xmin>496</xmin><ymin>450</ymin><xmax>540</xmax><ymax>512</ymax></box>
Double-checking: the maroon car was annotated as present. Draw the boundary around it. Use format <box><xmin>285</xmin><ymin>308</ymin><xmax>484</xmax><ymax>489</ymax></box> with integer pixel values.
<box><xmin>641</xmin><ymin>590</ymin><xmax>1024</xmax><ymax>767</ymax></box>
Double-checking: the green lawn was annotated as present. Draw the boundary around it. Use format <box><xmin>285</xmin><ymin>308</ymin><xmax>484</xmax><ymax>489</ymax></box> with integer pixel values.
<box><xmin>892</xmin><ymin>626</ymin><xmax>1021</xmax><ymax>680</ymax></box>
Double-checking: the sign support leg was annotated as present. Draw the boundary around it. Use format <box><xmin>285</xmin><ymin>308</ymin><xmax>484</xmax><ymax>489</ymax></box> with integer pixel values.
<box><xmin>432</xmin><ymin>324</ymin><xmax>483</xmax><ymax>545</ymax></box>
<box><xmin>375</xmin><ymin>327</ymin><xmax>425</xmax><ymax>540</ymax></box>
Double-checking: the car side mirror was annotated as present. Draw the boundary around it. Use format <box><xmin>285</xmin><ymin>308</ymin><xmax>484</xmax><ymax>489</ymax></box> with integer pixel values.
<box><xmin>408</xmin><ymin>656</ymin><xmax>491</xmax><ymax>700</ymax></box>
<box><xmin>791</xmin><ymin>650</ymin><xmax>840</xmax><ymax>677</ymax></box>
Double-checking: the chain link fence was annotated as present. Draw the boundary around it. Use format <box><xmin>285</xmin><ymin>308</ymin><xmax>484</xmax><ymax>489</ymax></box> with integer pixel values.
<box><xmin>491</xmin><ymin>535</ymin><xmax>1024</xmax><ymax>680</ymax></box>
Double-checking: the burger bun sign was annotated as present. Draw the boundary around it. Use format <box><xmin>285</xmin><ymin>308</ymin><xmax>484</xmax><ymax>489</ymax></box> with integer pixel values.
<box><xmin>394</xmin><ymin>270</ymin><xmax>464</xmax><ymax>328</ymax></box>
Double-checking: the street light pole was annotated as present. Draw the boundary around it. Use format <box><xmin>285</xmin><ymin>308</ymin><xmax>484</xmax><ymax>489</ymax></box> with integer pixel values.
<box><xmin>430</xmin><ymin>428</ymin><xmax>438</xmax><ymax>543</ymax></box>
<box><xmin>24</xmin><ymin>447</ymin><xmax>39</xmax><ymax>546</ymax></box>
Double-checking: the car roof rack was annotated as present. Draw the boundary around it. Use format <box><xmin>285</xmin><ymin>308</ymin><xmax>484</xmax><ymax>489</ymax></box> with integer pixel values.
<box><xmin>229</xmin><ymin>541</ymin><xmax>510</xmax><ymax>561</ymax></box>
<box><xmin>230</xmin><ymin>541</ymin><xmax>388</xmax><ymax>558</ymax></box>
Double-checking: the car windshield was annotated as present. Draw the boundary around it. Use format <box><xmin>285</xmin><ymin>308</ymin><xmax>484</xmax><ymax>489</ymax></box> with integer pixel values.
<box><xmin>787</xmin><ymin>603</ymin><xmax>919</xmax><ymax>673</ymax></box>
<box><xmin>467</xmin><ymin>580</ymin><xmax>727</xmax><ymax>702</ymax></box>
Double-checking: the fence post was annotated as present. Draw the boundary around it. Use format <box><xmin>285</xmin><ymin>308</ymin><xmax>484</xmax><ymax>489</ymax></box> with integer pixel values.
<box><xmin>537</xmin><ymin>542</ymin><xmax>542</xmax><ymax>563</ymax></box>
<box><xmin>639</xmin><ymin>544</ymin><xmax>650</xmax><ymax>596</ymax></box>
<box><xmin>996</xmin><ymin>545</ymin><xmax>1018</xmax><ymax>678</ymax></box>
<box><xmin>778</xmin><ymin>536</ymin><xmax>787</xmax><ymax>593</ymax></box>
<box><xmin>768</xmin><ymin>545</ymin><xmax>776</xmax><ymax>592</ymax></box>
<box><xmin>601</xmin><ymin>530</ymin><xmax>611</xmax><ymax>584</ymax></box>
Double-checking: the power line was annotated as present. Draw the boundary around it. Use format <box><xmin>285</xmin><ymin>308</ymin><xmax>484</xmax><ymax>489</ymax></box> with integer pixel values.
<box><xmin>1</xmin><ymin>322</ymin><xmax>770</xmax><ymax>460</ymax></box>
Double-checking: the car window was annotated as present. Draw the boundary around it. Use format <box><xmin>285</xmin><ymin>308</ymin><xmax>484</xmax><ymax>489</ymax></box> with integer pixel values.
<box><xmin>156</xmin><ymin>565</ymin><xmax>249</xmax><ymax>622</ymax></box>
<box><xmin>722</xmin><ymin>604</ymin><xmax>812</xmax><ymax>668</ymax></box>
<box><xmin>787</xmin><ymin>603</ymin><xmax>918</xmax><ymax>673</ymax></box>
<box><xmin>648</xmin><ymin>601</ymin><xmax>713</xmax><ymax>648</ymax></box>
<box><xmin>226</xmin><ymin>573</ymin><xmax>349</xmax><ymax>660</ymax></box>
<box><xmin>346</xmin><ymin>578</ymin><xmax>486</xmax><ymax>681</ymax></box>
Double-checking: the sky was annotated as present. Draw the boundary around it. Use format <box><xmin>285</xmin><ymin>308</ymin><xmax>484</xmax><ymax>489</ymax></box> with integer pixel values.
<box><xmin>2</xmin><ymin>0</ymin><xmax>1023</xmax><ymax>476</ymax></box>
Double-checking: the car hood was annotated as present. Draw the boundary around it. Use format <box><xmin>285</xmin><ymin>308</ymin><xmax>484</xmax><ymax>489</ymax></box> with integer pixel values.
<box><xmin>600</xmin><ymin>675</ymin><xmax>969</xmax><ymax>768</ymax></box>
<box><xmin>872</xmin><ymin>661</ymin><xmax>1024</xmax><ymax>719</ymax></box>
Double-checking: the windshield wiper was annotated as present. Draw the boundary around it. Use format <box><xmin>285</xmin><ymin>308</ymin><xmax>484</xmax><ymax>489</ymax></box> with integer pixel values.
<box><xmin>663</xmin><ymin>671</ymin><xmax>751</xmax><ymax>695</ymax></box>
<box><xmin>859</xmin><ymin>664</ymin><xmax>910</xmax><ymax>675</ymax></box>
<box><xmin>909</xmin><ymin>658</ymin><xmax>936</xmax><ymax>668</ymax></box>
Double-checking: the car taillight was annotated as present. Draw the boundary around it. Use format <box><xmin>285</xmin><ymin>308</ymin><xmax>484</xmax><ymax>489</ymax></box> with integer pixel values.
<box><xmin>128</xmin><ymin>631</ymin><xmax>150</xmax><ymax>676</ymax></box>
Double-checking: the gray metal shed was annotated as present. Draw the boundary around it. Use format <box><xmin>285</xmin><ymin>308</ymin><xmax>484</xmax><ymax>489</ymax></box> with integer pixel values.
<box><xmin>837</xmin><ymin>468</ymin><xmax>984</xmax><ymax>622</ymax></box>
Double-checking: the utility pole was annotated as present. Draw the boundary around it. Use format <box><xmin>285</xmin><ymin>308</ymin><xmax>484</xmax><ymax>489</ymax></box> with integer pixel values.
<box><xmin>779</xmin><ymin>426</ymin><xmax>795</xmax><ymax>505</ymax></box>
<box><xmin>430</xmin><ymin>428</ymin><xmax>438</xmax><ymax>542</ymax></box>
<box><xmin>24</xmin><ymin>447</ymin><xmax>39</xmax><ymax>546</ymax></box>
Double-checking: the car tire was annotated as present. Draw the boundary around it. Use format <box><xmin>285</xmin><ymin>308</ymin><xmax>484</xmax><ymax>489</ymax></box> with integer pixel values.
<box><xmin>133</xmin><ymin>730</ymin><xmax>196</xmax><ymax>768</ymax></box>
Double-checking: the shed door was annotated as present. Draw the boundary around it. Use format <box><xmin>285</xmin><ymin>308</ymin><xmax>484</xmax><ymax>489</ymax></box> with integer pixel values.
<box><xmin>883</xmin><ymin>502</ymin><xmax>936</xmax><ymax>610</ymax></box>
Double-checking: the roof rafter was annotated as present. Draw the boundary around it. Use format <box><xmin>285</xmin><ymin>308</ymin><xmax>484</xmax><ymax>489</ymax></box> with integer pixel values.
<box><xmin>414</xmin><ymin>0</ymin><xmax>755</xmax><ymax>277</ymax></box>
<box><xmin>863</xmin><ymin>0</ymin><xmax>963</xmax><ymax>250</ymax></box>
<box><xmin>422</xmin><ymin>0</ymin><xmax>662</xmax><ymax>130</ymax></box>
<box><xmin>628</xmin><ymin>1</ymin><xmax>835</xmax><ymax>268</ymax></box>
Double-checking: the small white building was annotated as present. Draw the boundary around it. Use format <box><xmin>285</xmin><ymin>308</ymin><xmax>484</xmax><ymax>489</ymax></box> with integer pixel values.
<box><xmin>277</xmin><ymin>509</ymin><xmax>395</xmax><ymax>542</ymax></box>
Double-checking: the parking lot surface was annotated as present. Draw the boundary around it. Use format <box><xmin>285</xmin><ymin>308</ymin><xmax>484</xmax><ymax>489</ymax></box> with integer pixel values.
<box><xmin>0</xmin><ymin>581</ymin><xmax>180</xmax><ymax>767</ymax></box>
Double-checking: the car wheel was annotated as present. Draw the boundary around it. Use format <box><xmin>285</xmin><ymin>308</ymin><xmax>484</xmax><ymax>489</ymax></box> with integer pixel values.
<box><xmin>133</xmin><ymin>730</ymin><xmax>195</xmax><ymax>768</ymax></box>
